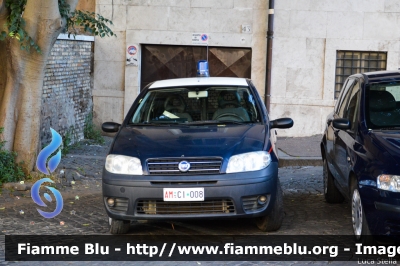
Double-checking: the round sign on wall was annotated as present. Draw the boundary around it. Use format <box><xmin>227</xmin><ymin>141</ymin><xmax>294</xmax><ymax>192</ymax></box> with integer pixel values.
<box><xmin>127</xmin><ymin>46</ymin><xmax>137</xmax><ymax>56</ymax></box>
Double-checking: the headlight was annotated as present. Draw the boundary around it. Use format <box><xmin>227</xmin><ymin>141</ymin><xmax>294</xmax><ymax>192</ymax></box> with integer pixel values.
<box><xmin>226</xmin><ymin>151</ymin><xmax>271</xmax><ymax>173</ymax></box>
<box><xmin>377</xmin><ymin>174</ymin><xmax>400</xmax><ymax>192</ymax></box>
<box><xmin>105</xmin><ymin>155</ymin><xmax>143</xmax><ymax>175</ymax></box>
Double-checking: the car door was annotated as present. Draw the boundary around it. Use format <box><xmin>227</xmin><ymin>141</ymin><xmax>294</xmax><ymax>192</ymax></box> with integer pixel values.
<box><xmin>326</xmin><ymin>79</ymin><xmax>350</xmax><ymax>163</ymax></box>
<box><xmin>328</xmin><ymin>78</ymin><xmax>355</xmax><ymax>181</ymax></box>
<box><xmin>334</xmin><ymin>79</ymin><xmax>361</xmax><ymax>191</ymax></box>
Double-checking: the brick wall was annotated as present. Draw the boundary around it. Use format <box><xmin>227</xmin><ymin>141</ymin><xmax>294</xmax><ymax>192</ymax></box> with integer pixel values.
<box><xmin>40</xmin><ymin>38</ymin><xmax>93</xmax><ymax>147</ymax></box>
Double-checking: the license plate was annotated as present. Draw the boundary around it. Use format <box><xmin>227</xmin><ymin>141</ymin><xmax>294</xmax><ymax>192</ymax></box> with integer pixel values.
<box><xmin>163</xmin><ymin>188</ymin><xmax>204</xmax><ymax>201</ymax></box>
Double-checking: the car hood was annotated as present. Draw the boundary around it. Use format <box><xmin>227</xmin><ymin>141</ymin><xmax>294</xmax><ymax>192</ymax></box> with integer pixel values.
<box><xmin>110</xmin><ymin>124</ymin><xmax>267</xmax><ymax>160</ymax></box>
<box><xmin>370</xmin><ymin>131</ymin><xmax>400</xmax><ymax>164</ymax></box>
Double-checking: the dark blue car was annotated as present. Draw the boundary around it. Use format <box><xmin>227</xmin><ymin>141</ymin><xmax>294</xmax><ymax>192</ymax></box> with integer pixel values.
<box><xmin>321</xmin><ymin>70</ymin><xmax>400</xmax><ymax>241</ymax></box>
<box><xmin>101</xmin><ymin>77</ymin><xmax>293</xmax><ymax>234</ymax></box>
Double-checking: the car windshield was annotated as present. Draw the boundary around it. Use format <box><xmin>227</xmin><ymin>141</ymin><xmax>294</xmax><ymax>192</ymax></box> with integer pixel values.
<box><xmin>129</xmin><ymin>86</ymin><xmax>261</xmax><ymax>125</ymax></box>
<box><xmin>367</xmin><ymin>81</ymin><xmax>400</xmax><ymax>129</ymax></box>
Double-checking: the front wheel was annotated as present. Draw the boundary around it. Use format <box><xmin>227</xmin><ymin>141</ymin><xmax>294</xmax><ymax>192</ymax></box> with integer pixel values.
<box><xmin>255</xmin><ymin>179</ymin><xmax>284</xmax><ymax>232</ymax></box>
<box><xmin>109</xmin><ymin>218</ymin><xmax>130</xmax><ymax>234</ymax></box>
<box><xmin>351</xmin><ymin>183</ymin><xmax>373</xmax><ymax>244</ymax></box>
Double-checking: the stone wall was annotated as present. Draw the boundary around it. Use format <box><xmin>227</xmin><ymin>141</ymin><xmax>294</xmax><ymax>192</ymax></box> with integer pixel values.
<box><xmin>77</xmin><ymin>0</ymin><xmax>95</xmax><ymax>12</ymax></box>
<box><xmin>40</xmin><ymin>37</ymin><xmax>94</xmax><ymax>147</ymax></box>
<box><xmin>271</xmin><ymin>0</ymin><xmax>400</xmax><ymax>136</ymax></box>
<box><xmin>94</xmin><ymin>0</ymin><xmax>400</xmax><ymax>137</ymax></box>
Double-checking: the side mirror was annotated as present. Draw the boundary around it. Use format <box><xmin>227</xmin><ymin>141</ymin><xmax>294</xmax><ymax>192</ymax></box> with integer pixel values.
<box><xmin>332</xmin><ymin>118</ymin><xmax>351</xmax><ymax>130</ymax></box>
<box><xmin>270</xmin><ymin>118</ymin><xmax>294</xmax><ymax>129</ymax></box>
<box><xmin>102</xmin><ymin>122</ymin><xmax>121</xmax><ymax>133</ymax></box>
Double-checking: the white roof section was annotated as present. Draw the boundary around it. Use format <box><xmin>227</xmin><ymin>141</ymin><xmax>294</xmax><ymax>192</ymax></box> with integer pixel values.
<box><xmin>149</xmin><ymin>77</ymin><xmax>249</xmax><ymax>89</ymax></box>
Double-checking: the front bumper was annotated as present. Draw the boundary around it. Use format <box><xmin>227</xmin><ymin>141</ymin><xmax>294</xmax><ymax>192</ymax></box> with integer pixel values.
<box><xmin>360</xmin><ymin>185</ymin><xmax>400</xmax><ymax>236</ymax></box>
<box><xmin>102</xmin><ymin>163</ymin><xmax>279</xmax><ymax>221</ymax></box>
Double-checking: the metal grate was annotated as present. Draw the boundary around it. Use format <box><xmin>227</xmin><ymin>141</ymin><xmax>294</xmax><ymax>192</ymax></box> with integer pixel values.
<box><xmin>147</xmin><ymin>157</ymin><xmax>222</xmax><ymax>175</ymax></box>
<box><xmin>335</xmin><ymin>51</ymin><xmax>387</xmax><ymax>99</ymax></box>
<box><xmin>136</xmin><ymin>199</ymin><xmax>235</xmax><ymax>215</ymax></box>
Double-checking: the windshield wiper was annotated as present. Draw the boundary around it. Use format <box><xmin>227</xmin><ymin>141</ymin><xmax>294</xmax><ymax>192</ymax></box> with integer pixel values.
<box><xmin>373</xmin><ymin>127</ymin><xmax>400</xmax><ymax>130</ymax></box>
<box><xmin>129</xmin><ymin>121</ymin><xmax>197</xmax><ymax>127</ymax></box>
<box><xmin>186</xmin><ymin>120</ymin><xmax>252</xmax><ymax>125</ymax></box>
<box><xmin>128</xmin><ymin>122</ymin><xmax>173</xmax><ymax>127</ymax></box>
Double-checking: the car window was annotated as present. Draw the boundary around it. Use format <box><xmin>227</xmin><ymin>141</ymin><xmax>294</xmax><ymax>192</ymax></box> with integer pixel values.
<box><xmin>366</xmin><ymin>82</ymin><xmax>400</xmax><ymax>129</ymax></box>
<box><xmin>130</xmin><ymin>86</ymin><xmax>261</xmax><ymax>124</ymax></box>
<box><xmin>337</xmin><ymin>79</ymin><xmax>356</xmax><ymax>118</ymax></box>
<box><xmin>343</xmin><ymin>81</ymin><xmax>360</xmax><ymax>132</ymax></box>
<box><xmin>386</xmin><ymin>86</ymin><xmax>400</xmax><ymax>101</ymax></box>
<box><xmin>334</xmin><ymin>79</ymin><xmax>349</xmax><ymax>114</ymax></box>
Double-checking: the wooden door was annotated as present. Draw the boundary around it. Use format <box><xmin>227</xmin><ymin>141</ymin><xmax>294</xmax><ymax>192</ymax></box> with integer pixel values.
<box><xmin>141</xmin><ymin>45</ymin><xmax>252</xmax><ymax>89</ymax></box>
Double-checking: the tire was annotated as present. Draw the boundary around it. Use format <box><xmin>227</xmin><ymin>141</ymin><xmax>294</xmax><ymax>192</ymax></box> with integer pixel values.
<box><xmin>109</xmin><ymin>218</ymin><xmax>130</xmax><ymax>234</ymax></box>
<box><xmin>255</xmin><ymin>179</ymin><xmax>284</xmax><ymax>232</ymax></box>
<box><xmin>351</xmin><ymin>183</ymin><xmax>373</xmax><ymax>244</ymax></box>
<box><xmin>323</xmin><ymin>159</ymin><xmax>344</xmax><ymax>203</ymax></box>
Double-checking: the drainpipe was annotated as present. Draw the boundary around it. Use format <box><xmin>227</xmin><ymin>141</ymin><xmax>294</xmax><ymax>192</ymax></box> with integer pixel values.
<box><xmin>264</xmin><ymin>0</ymin><xmax>275</xmax><ymax>112</ymax></box>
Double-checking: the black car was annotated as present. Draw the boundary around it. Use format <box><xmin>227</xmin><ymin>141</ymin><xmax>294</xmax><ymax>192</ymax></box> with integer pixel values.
<box><xmin>321</xmin><ymin>70</ymin><xmax>400</xmax><ymax>241</ymax></box>
<box><xmin>101</xmin><ymin>75</ymin><xmax>293</xmax><ymax>234</ymax></box>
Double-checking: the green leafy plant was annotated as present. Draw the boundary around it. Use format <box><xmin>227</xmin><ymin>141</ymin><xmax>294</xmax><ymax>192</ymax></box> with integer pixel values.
<box><xmin>65</xmin><ymin>10</ymin><xmax>115</xmax><ymax>38</ymax></box>
<box><xmin>0</xmin><ymin>127</ymin><xmax>25</xmax><ymax>184</ymax></box>
<box><xmin>84</xmin><ymin>112</ymin><xmax>105</xmax><ymax>145</ymax></box>
<box><xmin>61</xmin><ymin>126</ymin><xmax>78</xmax><ymax>156</ymax></box>
<box><xmin>0</xmin><ymin>0</ymin><xmax>40</xmax><ymax>52</ymax></box>
<box><xmin>0</xmin><ymin>0</ymin><xmax>115</xmax><ymax>52</ymax></box>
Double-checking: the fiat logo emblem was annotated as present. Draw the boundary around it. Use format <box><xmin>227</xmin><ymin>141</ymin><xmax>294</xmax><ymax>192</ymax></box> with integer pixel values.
<box><xmin>178</xmin><ymin>161</ymin><xmax>190</xmax><ymax>172</ymax></box>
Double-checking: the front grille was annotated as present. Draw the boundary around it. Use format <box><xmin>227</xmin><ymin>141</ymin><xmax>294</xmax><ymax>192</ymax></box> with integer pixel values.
<box><xmin>147</xmin><ymin>157</ymin><xmax>222</xmax><ymax>175</ymax></box>
<box><xmin>242</xmin><ymin>195</ymin><xmax>270</xmax><ymax>213</ymax></box>
<box><xmin>105</xmin><ymin>197</ymin><xmax>129</xmax><ymax>214</ymax></box>
<box><xmin>136</xmin><ymin>199</ymin><xmax>235</xmax><ymax>215</ymax></box>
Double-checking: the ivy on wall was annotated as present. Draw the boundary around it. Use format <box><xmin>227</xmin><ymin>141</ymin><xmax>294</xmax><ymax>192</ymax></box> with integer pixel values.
<box><xmin>0</xmin><ymin>0</ymin><xmax>115</xmax><ymax>53</ymax></box>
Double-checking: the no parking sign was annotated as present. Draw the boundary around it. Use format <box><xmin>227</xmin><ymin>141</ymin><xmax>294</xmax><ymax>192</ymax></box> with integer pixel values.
<box><xmin>126</xmin><ymin>44</ymin><xmax>139</xmax><ymax>66</ymax></box>
<box><xmin>192</xmin><ymin>33</ymin><xmax>209</xmax><ymax>45</ymax></box>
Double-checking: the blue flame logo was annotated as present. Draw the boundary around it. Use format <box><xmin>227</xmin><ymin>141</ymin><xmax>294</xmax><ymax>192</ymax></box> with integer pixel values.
<box><xmin>33</xmin><ymin>128</ymin><xmax>63</xmax><ymax>218</ymax></box>
<box><xmin>31</xmin><ymin>178</ymin><xmax>63</xmax><ymax>219</ymax></box>
<box><xmin>36</xmin><ymin>128</ymin><xmax>62</xmax><ymax>175</ymax></box>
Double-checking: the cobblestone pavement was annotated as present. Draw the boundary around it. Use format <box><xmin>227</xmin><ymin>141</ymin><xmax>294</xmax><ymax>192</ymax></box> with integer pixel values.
<box><xmin>0</xmin><ymin>137</ymin><xmax>360</xmax><ymax>265</ymax></box>
<box><xmin>57</xmin><ymin>138</ymin><xmax>112</xmax><ymax>179</ymax></box>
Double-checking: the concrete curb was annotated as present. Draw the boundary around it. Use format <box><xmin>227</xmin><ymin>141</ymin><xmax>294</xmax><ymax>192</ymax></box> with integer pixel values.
<box><xmin>2</xmin><ymin>182</ymin><xmax>31</xmax><ymax>191</ymax></box>
<box><xmin>278</xmin><ymin>149</ymin><xmax>322</xmax><ymax>167</ymax></box>
<box><xmin>279</xmin><ymin>157</ymin><xmax>323</xmax><ymax>167</ymax></box>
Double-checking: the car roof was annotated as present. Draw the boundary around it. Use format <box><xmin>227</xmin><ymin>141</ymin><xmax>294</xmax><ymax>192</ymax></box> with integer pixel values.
<box><xmin>357</xmin><ymin>70</ymin><xmax>400</xmax><ymax>83</ymax></box>
<box><xmin>148</xmin><ymin>77</ymin><xmax>249</xmax><ymax>89</ymax></box>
